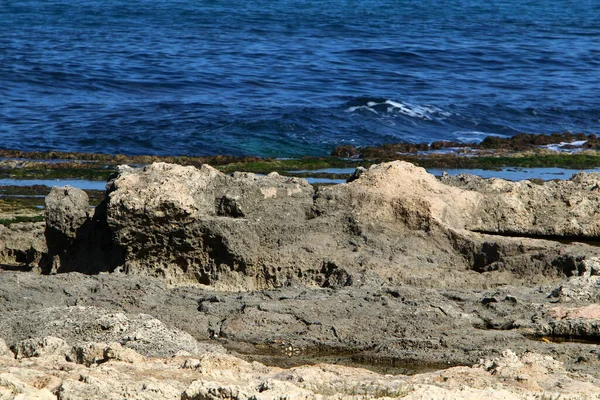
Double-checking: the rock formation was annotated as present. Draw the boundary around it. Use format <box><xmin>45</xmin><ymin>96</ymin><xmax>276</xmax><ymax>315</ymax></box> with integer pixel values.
<box><xmin>1</xmin><ymin>325</ymin><xmax>599</xmax><ymax>400</ymax></box>
<box><xmin>0</xmin><ymin>222</ymin><xmax>45</xmax><ymax>269</ymax></box>
<box><xmin>5</xmin><ymin>160</ymin><xmax>600</xmax><ymax>398</ymax></box>
<box><xmin>40</xmin><ymin>161</ymin><xmax>600</xmax><ymax>290</ymax></box>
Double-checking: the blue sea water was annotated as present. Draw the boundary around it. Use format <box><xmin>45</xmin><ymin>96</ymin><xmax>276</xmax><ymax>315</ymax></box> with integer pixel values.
<box><xmin>1</xmin><ymin>0</ymin><xmax>599</xmax><ymax>157</ymax></box>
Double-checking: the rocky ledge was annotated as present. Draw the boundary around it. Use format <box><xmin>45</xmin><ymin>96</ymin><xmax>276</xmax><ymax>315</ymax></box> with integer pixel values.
<box><xmin>4</xmin><ymin>161</ymin><xmax>600</xmax><ymax>398</ymax></box>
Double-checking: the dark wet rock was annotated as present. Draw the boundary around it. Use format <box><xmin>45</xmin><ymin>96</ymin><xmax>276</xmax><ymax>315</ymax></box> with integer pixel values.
<box><xmin>331</xmin><ymin>132</ymin><xmax>600</xmax><ymax>159</ymax></box>
<box><xmin>330</xmin><ymin>140</ymin><xmax>467</xmax><ymax>158</ymax></box>
<box><xmin>479</xmin><ymin>132</ymin><xmax>600</xmax><ymax>150</ymax></box>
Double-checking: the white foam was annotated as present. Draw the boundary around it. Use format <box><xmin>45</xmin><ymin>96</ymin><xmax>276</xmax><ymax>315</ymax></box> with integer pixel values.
<box><xmin>453</xmin><ymin>131</ymin><xmax>509</xmax><ymax>143</ymax></box>
<box><xmin>346</xmin><ymin>99</ymin><xmax>451</xmax><ymax>121</ymax></box>
<box><xmin>543</xmin><ymin>140</ymin><xmax>587</xmax><ymax>153</ymax></box>
<box><xmin>345</xmin><ymin>105</ymin><xmax>379</xmax><ymax>114</ymax></box>
<box><xmin>385</xmin><ymin>100</ymin><xmax>431</xmax><ymax>120</ymax></box>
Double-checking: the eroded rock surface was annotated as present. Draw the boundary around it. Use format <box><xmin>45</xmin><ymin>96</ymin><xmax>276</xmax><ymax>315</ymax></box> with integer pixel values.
<box><xmin>0</xmin><ymin>222</ymin><xmax>45</xmax><ymax>269</ymax></box>
<box><xmin>6</xmin><ymin>161</ymin><xmax>600</xmax><ymax>397</ymax></box>
<box><xmin>0</xmin><ymin>337</ymin><xmax>598</xmax><ymax>400</ymax></box>
<box><xmin>0</xmin><ymin>305</ymin><xmax>224</xmax><ymax>359</ymax></box>
<box><xmin>40</xmin><ymin>161</ymin><xmax>600</xmax><ymax>291</ymax></box>
<box><xmin>442</xmin><ymin>171</ymin><xmax>600</xmax><ymax>237</ymax></box>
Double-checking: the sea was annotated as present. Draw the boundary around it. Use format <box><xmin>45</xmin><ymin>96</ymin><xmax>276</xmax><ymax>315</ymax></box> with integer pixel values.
<box><xmin>1</xmin><ymin>0</ymin><xmax>599</xmax><ymax>158</ymax></box>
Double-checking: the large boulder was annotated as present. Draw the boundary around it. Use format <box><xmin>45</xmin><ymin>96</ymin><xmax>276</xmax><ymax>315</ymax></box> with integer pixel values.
<box><xmin>105</xmin><ymin>163</ymin><xmax>316</xmax><ymax>289</ymax></box>
<box><xmin>45</xmin><ymin>185</ymin><xmax>90</xmax><ymax>245</ymax></box>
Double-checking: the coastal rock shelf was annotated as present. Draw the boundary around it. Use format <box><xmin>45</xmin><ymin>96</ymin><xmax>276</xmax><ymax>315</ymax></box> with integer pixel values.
<box><xmin>41</xmin><ymin>161</ymin><xmax>600</xmax><ymax>288</ymax></box>
<box><xmin>4</xmin><ymin>161</ymin><xmax>600</xmax><ymax>398</ymax></box>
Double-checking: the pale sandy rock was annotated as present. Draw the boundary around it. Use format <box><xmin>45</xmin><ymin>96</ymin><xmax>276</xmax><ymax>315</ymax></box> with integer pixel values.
<box><xmin>2</xmin><ymin>340</ymin><xmax>600</xmax><ymax>400</ymax></box>
<box><xmin>0</xmin><ymin>374</ymin><xmax>55</xmax><ymax>400</ymax></box>
<box><xmin>104</xmin><ymin>342</ymin><xmax>145</xmax><ymax>364</ymax></box>
<box><xmin>45</xmin><ymin>185</ymin><xmax>90</xmax><ymax>243</ymax></box>
<box><xmin>550</xmin><ymin>304</ymin><xmax>600</xmax><ymax>320</ymax></box>
<box><xmin>0</xmin><ymin>340</ymin><xmax>12</xmax><ymax>360</ymax></box>
<box><xmin>182</xmin><ymin>379</ymin><xmax>315</xmax><ymax>400</ymax></box>
<box><xmin>403</xmin><ymin>385</ymin><xmax>524</xmax><ymax>400</ymax></box>
<box><xmin>12</xmin><ymin>337</ymin><xmax>69</xmax><ymax>360</ymax></box>
<box><xmin>552</xmin><ymin>276</ymin><xmax>600</xmax><ymax>303</ymax></box>
<box><xmin>408</xmin><ymin>349</ymin><xmax>599</xmax><ymax>399</ymax></box>
<box><xmin>57</xmin><ymin>373</ymin><xmax>183</xmax><ymax>400</ymax></box>
<box><xmin>108</xmin><ymin>163</ymin><xmax>224</xmax><ymax>220</ymax></box>
<box><xmin>339</xmin><ymin>161</ymin><xmax>482</xmax><ymax>230</ymax></box>
<box><xmin>445</xmin><ymin>171</ymin><xmax>600</xmax><ymax>237</ymax></box>
<box><xmin>101</xmin><ymin>161</ymin><xmax>478</xmax><ymax>289</ymax></box>
<box><xmin>71</xmin><ymin>342</ymin><xmax>107</xmax><ymax>367</ymax></box>
<box><xmin>41</xmin><ymin>161</ymin><xmax>600</xmax><ymax>291</ymax></box>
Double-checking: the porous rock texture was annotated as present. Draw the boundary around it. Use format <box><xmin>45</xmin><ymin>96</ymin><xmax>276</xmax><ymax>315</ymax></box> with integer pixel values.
<box><xmin>1</xmin><ymin>333</ymin><xmax>599</xmax><ymax>400</ymax></box>
<box><xmin>0</xmin><ymin>222</ymin><xmax>45</xmax><ymax>269</ymax></box>
<box><xmin>442</xmin><ymin>171</ymin><xmax>600</xmax><ymax>236</ymax></box>
<box><xmin>6</xmin><ymin>161</ymin><xmax>600</xmax><ymax>398</ymax></box>
<box><xmin>43</xmin><ymin>161</ymin><xmax>600</xmax><ymax>290</ymax></box>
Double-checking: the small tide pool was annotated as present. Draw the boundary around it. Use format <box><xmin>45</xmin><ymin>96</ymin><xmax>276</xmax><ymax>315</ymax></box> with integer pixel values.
<box><xmin>0</xmin><ymin>179</ymin><xmax>106</xmax><ymax>191</ymax></box>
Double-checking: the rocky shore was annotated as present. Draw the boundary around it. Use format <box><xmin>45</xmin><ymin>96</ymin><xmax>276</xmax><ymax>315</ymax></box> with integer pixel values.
<box><xmin>3</xmin><ymin>160</ymin><xmax>600</xmax><ymax>398</ymax></box>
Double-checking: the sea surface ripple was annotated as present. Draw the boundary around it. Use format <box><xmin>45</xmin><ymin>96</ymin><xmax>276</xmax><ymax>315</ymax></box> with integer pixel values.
<box><xmin>1</xmin><ymin>0</ymin><xmax>599</xmax><ymax>157</ymax></box>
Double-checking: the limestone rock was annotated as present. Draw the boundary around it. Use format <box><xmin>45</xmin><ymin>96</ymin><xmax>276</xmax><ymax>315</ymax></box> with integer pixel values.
<box><xmin>71</xmin><ymin>342</ymin><xmax>108</xmax><ymax>367</ymax></box>
<box><xmin>39</xmin><ymin>161</ymin><xmax>600</xmax><ymax>290</ymax></box>
<box><xmin>105</xmin><ymin>162</ymin><xmax>319</xmax><ymax>289</ymax></box>
<box><xmin>445</xmin><ymin>171</ymin><xmax>600</xmax><ymax>237</ymax></box>
<box><xmin>42</xmin><ymin>184</ymin><xmax>122</xmax><ymax>274</ymax></box>
<box><xmin>0</xmin><ymin>339</ymin><xmax>13</xmax><ymax>360</ymax></box>
<box><xmin>2</xmin><ymin>332</ymin><xmax>600</xmax><ymax>400</ymax></box>
<box><xmin>541</xmin><ymin>304</ymin><xmax>600</xmax><ymax>340</ymax></box>
<box><xmin>0</xmin><ymin>222</ymin><xmax>46</xmax><ymax>269</ymax></box>
<box><xmin>551</xmin><ymin>276</ymin><xmax>600</xmax><ymax>303</ymax></box>
<box><xmin>548</xmin><ymin>257</ymin><xmax>600</xmax><ymax>303</ymax></box>
<box><xmin>0</xmin><ymin>306</ymin><xmax>225</xmax><ymax>358</ymax></box>
<box><xmin>182</xmin><ymin>379</ymin><xmax>313</xmax><ymax>400</ymax></box>
<box><xmin>104</xmin><ymin>342</ymin><xmax>145</xmax><ymax>364</ymax></box>
<box><xmin>45</xmin><ymin>185</ymin><xmax>90</xmax><ymax>245</ymax></box>
<box><xmin>0</xmin><ymin>374</ymin><xmax>55</xmax><ymax>400</ymax></box>
<box><xmin>100</xmin><ymin>161</ymin><xmax>478</xmax><ymax>289</ymax></box>
<box><xmin>12</xmin><ymin>336</ymin><xmax>70</xmax><ymax>360</ymax></box>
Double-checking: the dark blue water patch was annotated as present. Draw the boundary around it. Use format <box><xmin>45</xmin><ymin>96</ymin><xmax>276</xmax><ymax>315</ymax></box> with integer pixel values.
<box><xmin>1</xmin><ymin>0</ymin><xmax>599</xmax><ymax>157</ymax></box>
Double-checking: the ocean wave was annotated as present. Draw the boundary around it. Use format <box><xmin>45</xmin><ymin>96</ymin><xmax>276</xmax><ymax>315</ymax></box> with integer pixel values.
<box><xmin>452</xmin><ymin>131</ymin><xmax>511</xmax><ymax>144</ymax></box>
<box><xmin>345</xmin><ymin>99</ymin><xmax>452</xmax><ymax>121</ymax></box>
